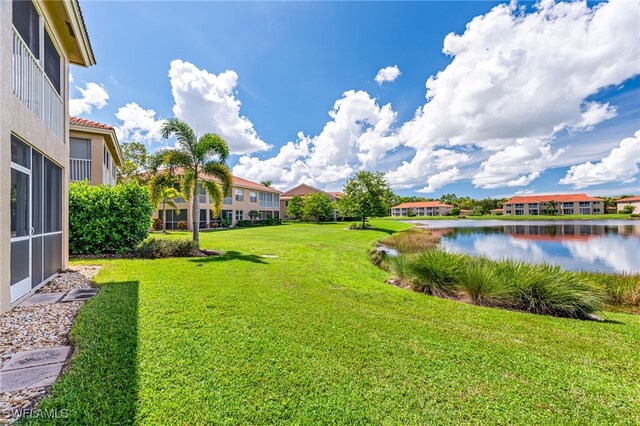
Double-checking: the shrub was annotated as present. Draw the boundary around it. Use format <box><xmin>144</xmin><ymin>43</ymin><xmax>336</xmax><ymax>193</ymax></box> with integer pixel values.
<box><xmin>152</xmin><ymin>218</ymin><xmax>163</xmax><ymax>231</ymax></box>
<box><xmin>458</xmin><ymin>258</ymin><xmax>512</xmax><ymax>307</ymax></box>
<box><xmin>378</xmin><ymin>228</ymin><xmax>440</xmax><ymax>253</ymax></box>
<box><xmin>134</xmin><ymin>238</ymin><xmax>199</xmax><ymax>259</ymax></box>
<box><xmin>177</xmin><ymin>221</ymin><xmax>189</xmax><ymax>231</ymax></box>
<box><xmin>349</xmin><ymin>223</ymin><xmax>373</xmax><ymax>230</ymax></box>
<box><xmin>69</xmin><ymin>181</ymin><xmax>154</xmax><ymax>254</ymax></box>
<box><xmin>619</xmin><ymin>205</ymin><xmax>635</xmax><ymax>214</ymax></box>
<box><xmin>450</xmin><ymin>207</ymin><xmax>461</xmax><ymax>216</ymax></box>
<box><xmin>493</xmin><ymin>260</ymin><xmax>604</xmax><ymax>318</ymax></box>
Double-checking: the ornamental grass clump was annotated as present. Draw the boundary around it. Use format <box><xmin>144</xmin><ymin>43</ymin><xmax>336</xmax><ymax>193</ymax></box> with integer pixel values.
<box><xmin>458</xmin><ymin>258</ymin><xmax>513</xmax><ymax>307</ymax></box>
<box><xmin>390</xmin><ymin>250</ymin><xmax>462</xmax><ymax>297</ymax></box>
<box><xmin>585</xmin><ymin>272</ymin><xmax>640</xmax><ymax>306</ymax></box>
<box><xmin>378</xmin><ymin>228</ymin><xmax>441</xmax><ymax>253</ymax></box>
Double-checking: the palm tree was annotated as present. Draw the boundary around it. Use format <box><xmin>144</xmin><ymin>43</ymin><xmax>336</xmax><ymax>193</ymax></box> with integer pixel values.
<box><xmin>152</xmin><ymin>187</ymin><xmax>181</xmax><ymax>233</ymax></box>
<box><xmin>159</xmin><ymin>118</ymin><xmax>233</xmax><ymax>247</ymax></box>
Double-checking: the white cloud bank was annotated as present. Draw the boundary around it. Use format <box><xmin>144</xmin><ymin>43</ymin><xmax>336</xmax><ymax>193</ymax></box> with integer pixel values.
<box><xmin>375</xmin><ymin>65</ymin><xmax>401</xmax><ymax>85</ymax></box>
<box><xmin>114</xmin><ymin>60</ymin><xmax>270</xmax><ymax>153</ymax></box>
<box><xmin>559</xmin><ymin>130</ymin><xmax>640</xmax><ymax>188</ymax></box>
<box><xmin>69</xmin><ymin>82</ymin><xmax>109</xmax><ymax>116</ymax></box>
<box><xmin>234</xmin><ymin>0</ymin><xmax>640</xmax><ymax>191</ymax></box>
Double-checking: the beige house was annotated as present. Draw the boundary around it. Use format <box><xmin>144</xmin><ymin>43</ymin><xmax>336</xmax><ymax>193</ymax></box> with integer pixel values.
<box><xmin>502</xmin><ymin>194</ymin><xmax>604</xmax><ymax>216</ymax></box>
<box><xmin>616</xmin><ymin>196</ymin><xmax>640</xmax><ymax>213</ymax></box>
<box><xmin>280</xmin><ymin>183</ymin><xmax>342</xmax><ymax>219</ymax></box>
<box><xmin>1</xmin><ymin>0</ymin><xmax>95</xmax><ymax>313</ymax></box>
<box><xmin>153</xmin><ymin>175</ymin><xmax>282</xmax><ymax>230</ymax></box>
<box><xmin>69</xmin><ymin>117</ymin><xmax>122</xmax><ymax>186</ymax></box>
<box><xmin>390</xmin><ymin>201</ymin><xmax>454</xmax><ymax>217</ymax></box>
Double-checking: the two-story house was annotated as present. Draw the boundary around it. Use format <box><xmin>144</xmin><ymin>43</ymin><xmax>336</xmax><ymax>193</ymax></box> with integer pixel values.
<box><xmin>69</xmin><ymin>116</ymin><xmax>122</xmax><ymax>186</ymax></box>
<box><xmin>390</xmin><ymin>201</ymin><xmax>454</xmax><ymax>217</ymax></box>
<box><xmin>1</xmin><ymin>0</ymin><xmax>95</xmax><ymax>313</ymax></box>
<box><xmin>502</xmin><ymin>194</ymin><xmax>605</xmax><ymax>216</ymax></box>
<box><xmin>153</xmin><ymin>174</ymin><xmax>282</xmax><ymax>229</ymax></box>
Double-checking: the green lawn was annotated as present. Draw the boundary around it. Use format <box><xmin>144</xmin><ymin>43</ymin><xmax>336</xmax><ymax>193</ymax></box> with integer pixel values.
<box><xmin>30</xmin><ymin>222</ymin><xmax>640</xmax><ymax>424</ymax></box>
<box><xmin>386</xmin><ymin>214</ymin><xmax>633</xmax><ymax>220</ymax></box>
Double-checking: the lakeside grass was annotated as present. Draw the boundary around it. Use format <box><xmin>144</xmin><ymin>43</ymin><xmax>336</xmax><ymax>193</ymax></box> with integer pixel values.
<box><xmin>385</xmin><ymin>213</ymin><xmax>633</xmax><ymax>221</ymax></box>
<box><xmin>29</xmin><ymin>222</ymin><xmax>640</xmax><ymax>424</ymax></box>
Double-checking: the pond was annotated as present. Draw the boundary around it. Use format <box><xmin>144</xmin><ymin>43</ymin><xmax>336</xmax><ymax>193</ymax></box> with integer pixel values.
<box><xmin>402</xmin><ymin>219</ymin><xmax>640</xmax><ymax>274</ymax></box>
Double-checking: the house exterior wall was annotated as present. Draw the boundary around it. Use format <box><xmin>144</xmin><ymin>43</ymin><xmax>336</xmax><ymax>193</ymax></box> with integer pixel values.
<box><xmin>502</xmin><ymin>201</ymin><xmax>604</xmax><ymax>215</ymax></box>
<box><xmin>69</xmin><ymin>129</ymin><xmax>117</xmax><ymax>186</ymax></box>
<box><xmin>390</xmin><ymin>206</ymin><xmax>452</xmax><ymax>217</ymax></box>
<box><xmin>616</xmin><ymin>200</ymin><xmax>640</xmax><ymax>213</ymax></box>
<box><xmin>152</xmin><ymin>184</ymin><xmax>281</xmax><ymax>229</ymax></box>
<box><xmin>1</xmin><ymin>0</ymin><xmax>76</xmax><ymax>313</ymax></box>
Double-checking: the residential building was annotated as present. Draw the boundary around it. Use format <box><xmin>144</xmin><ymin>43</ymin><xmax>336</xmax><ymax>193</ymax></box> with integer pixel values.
<box><xmin>1</xmin><ymin>0</ymin><xmax>95</xmax><ymax>313</ymax></box>
<box><xmin>616</xmin><ymin>196</ymin><xmax>640</xmax><ymax>213</ymax></box>
<box><xmin>390</xmin><ymin>201</ymin><xmax>454</xmax><ymax>217</ymax></box>
<box><xmin>280</xmin><ymin>183</ymin><xmax>342</xmax><ymax>220</ymax></box>
<box><xmin>502</xmin><ymin>194</ymin><xmax>604</xmax><ymax>216</ymax></box>
<box><xmin>152</xmin><ymin>175</ymin><xmax>281</xmax><ymax>230</ymax></box>
<box><xmin>69</xmin><ymin>117</ymin><xmax>122</xmax><ymax>186</ymax></box>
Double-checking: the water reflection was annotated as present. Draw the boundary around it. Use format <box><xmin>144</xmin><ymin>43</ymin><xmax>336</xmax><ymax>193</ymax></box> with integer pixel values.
<box><xmin>417</xmin><ymin>221</ymin><xmax>640</xmax><ymax>273</ymax></box>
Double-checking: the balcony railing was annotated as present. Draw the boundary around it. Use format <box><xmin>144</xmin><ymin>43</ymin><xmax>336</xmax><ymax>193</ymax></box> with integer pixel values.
<box><xmin>12</xmin><ymin>27</ymin><xmax>63</xmax><ymax>140</ymax></box>
<box><xmin>70</xmin><ymin>158</ymin><xmax>92</xmax><ymax>182</ymax></box>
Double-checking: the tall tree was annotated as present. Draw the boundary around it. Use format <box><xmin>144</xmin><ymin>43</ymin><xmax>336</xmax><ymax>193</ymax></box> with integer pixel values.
<box><xmin>340</xmin><ymin>171</ymin><xmax>393</xmax><ymax>228</ymax></box>
<box><xmin>302</xmin><ymin>192</ymin><xmax>333</xmax><ymax>222</ymax></box>
<box><xmin>117</xmin><ymin>141</ymin><xmax>148</xmax><ymax>184</ymax></box>
<box><xmin>158</xmin><ymin>118</ymin><xmax>233</xmax><ymax>246</ymax></box>
<box><xmin>287</xmin><ymin>195</ymin><xmax>304</xmax><ymax>220</ymax></box>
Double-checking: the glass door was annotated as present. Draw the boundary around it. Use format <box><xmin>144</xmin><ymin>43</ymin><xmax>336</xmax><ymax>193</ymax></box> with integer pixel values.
<box><xmin>10</xmin><ymin>138</ymin><xmax>32</xmax><ymax>302</ymax></box>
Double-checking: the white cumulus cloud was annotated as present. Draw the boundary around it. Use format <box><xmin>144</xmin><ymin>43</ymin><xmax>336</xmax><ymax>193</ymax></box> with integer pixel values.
<box><xmin>375</xmin><ymin>65</ymin><xmax>401</xmax><ymax>85</ymax></box>
<box><xmin>559</xmin><ymin>130</ymin><xmax>640</xmax><ymax>188</ymax></box>
<box><xmin>69</xmin><ymin>82</ymin><xmax>109</xmax><ymax>116</ymax></box>
<box><xmin>169</xmin><ymin>60</ymin><xmax>270</xmax><ymax>154</ymax></box>
<box><xmin>233</xmin><ymin>90</ymin><xmax>398</xmax><ymax>189</ymax></box>
<box><xmin>114</xmin><ymin>102</ymin><xmax>164</xmax><ymax>142</ymax></box>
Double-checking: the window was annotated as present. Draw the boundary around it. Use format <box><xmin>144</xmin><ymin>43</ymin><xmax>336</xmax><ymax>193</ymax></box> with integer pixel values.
<box><xmin>250</xmin><ymin>191</ymin><xmax>257</xmax><ymax>202</ymax></box>
<box><xmin>594</xmin><ymin>208</ymin><xmax>601</xmax><ymax>213</ymax></box>
<box><xmin>103</xmin><ymin>146</ymin><xmax>109</xmax><ymax>168</ymax></box>
<box><xmin>259</xmin><ymin>192</ymin><xmax>275</xmax><ymax>208</ymax></box>
<box><xmin>158</xmin><ymin>209</ymin><xmax>188</xmax><ymax>230</ymax></box>
<box><xmin>12</xmin><ymin>0</ymin><xmax>40</xmax><ymax>59</ymax></box>
<box><xmin>224</xmin><ymin>195</ymin><xmax>232</xmax><ymax>205</ymax></box>
<box><xmin>529</xmin><ymin>209</ymin><xmax>538</xmax><ymax>215</ymax></box>
<box><xmin>43</xmin><ymin>28</ymin><xmax>61</xmax><ymax>94</ymax></box>
<box><xmin>235</xmin><ymin>189</ymin><xmax>243</xmax><ymax>201</ymax></box>
<box><xmin>235</xmin><ymin>210</ymin><xmax>243</xmax><ymax>221</ymax></box>
<box><xmin>70</xmin><ymin>138</ymin><xmax>91</xmax><ymax>159</ymax></box>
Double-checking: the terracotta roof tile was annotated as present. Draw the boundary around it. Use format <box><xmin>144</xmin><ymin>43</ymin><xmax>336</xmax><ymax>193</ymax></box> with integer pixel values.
<box><xmin>503</xmin><ymin>194</ymin><xmax>604</xmax><ymax>204</ymax></box>
<box><xmin>617</xmin><ymin>196</ymin><xmax>640</xmax><ymax>203</ymax></box>
<box><xmin>69</xmin><ymin>116</ymin><xmax>114</xmax><ymax>130</ymax></box>
<box><xmin>391</xmin><ymin>201</ymin><xmax>454</xmax><ymax>209</ymax></box>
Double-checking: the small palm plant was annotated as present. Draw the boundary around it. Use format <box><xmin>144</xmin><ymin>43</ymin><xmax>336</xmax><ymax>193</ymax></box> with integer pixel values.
<box><xmin>157</xmin><ymin>118</ymin><xmax>233</xmax><ymax>247</ymax></box>
<box><xmin>154</xmin><ymin>187</ymin><xmax>182</xmax><ymax>233</ymax></box>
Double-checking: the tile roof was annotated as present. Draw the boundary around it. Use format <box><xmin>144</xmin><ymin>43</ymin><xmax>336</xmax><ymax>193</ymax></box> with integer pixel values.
<box><xmin>69</xmin><ymin>116</ymin><xmax>114</xmax><ymax>130</ymax></box>
<box><xmin>166</xmin><ymin>167</ymin><xmax>280</xmax><ymax>193</ymax></box>
<box><xmin>391</xmin><ymin>201</ymin><xmax>454</xmax><ymax>209</ymax></box>
<box><xmin>503</xmin><ymin>194</ymin><xmax>604</xmax><ymax>204</ymax></box>
<box><xmin>617</xmin><ymin>196</ymin><xmax>640</xmax><ymax>203</ymax></box>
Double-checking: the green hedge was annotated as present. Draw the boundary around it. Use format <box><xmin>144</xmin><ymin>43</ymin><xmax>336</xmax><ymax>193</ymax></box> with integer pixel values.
<box><xmin>69</xmin><ymin>181</ymin><xmax>154</xmax><ymax>254</ymax></box>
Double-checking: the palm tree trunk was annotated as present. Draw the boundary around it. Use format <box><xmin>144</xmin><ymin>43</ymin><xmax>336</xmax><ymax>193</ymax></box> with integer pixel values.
<box><xmin>362</xmin><ymin>216</ymin><xmax>366</xmax><ymax>228</ymax></box>
<box><xmin>162</xmin><ymin>199</ymin><xmax>167</xmax><ymax>234</ymax></box>
<box><xmin>192</xmin><ymin>182</ymin><xmax>200</xmax><ymax>247</ymax></box>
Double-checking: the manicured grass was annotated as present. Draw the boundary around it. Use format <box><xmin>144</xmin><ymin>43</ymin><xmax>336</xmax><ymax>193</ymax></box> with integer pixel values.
<box><xmin>385</xmin><ymin>214</ymin><xmax>633</xmax><ymax>220</ymax></box>
<box><xmin>29</xmin><ymin>222</ymin><xmax>640</xmax><ymax>424</ymax></box>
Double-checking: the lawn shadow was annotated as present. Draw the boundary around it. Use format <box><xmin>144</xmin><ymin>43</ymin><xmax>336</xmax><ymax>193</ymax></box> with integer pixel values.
<box><xmin>24</xmin><ymin>281</ymin><xmax>139</xmax><ymax>425</ymax></box>
<box><xmin>189</xmin><ymin>250</ymin><xmax>268</xmax><ymax>265</ymax></box>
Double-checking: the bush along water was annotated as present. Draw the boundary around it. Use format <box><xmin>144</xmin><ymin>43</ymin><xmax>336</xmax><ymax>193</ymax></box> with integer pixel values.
<box><xmin>387</xmin><ymin>251</ymin><xmax>604</xmax><ymax>319</ymax></box>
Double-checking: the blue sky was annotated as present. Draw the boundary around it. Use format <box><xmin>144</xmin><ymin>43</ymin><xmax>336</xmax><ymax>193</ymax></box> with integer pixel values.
<box><xmin>70</xmin><ymin>0</ymin><xmax>640</xmax><ymax>198</ymax></box>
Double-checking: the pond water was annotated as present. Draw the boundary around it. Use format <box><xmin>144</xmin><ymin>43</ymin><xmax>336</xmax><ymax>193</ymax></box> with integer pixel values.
<box><xmin>402</xmin><ymin>220</ymin><xmax>640</xmax><ymax>274</ymax></box>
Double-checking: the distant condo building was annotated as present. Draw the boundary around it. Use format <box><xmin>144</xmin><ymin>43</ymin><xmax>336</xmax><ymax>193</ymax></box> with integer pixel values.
<box><xmin>502</xmin><ymin>194</ymin><xmax>604</xmax><ymax>216</ymax></box>
<box><xmin>390</xmin><ymin>201</ymin><xmax>454</xmax><ymax>217</ymax></box>
<box><xmin>615</xmin><ymin>196</ymin><xmax>640</xmax><ymax>214</ymax></box>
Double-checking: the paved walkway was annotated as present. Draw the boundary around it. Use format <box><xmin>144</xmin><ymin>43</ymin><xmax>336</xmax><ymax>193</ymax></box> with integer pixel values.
<box><xmin>0</xmin><ymin>287</ymin><xmax>99</xmax><ymax>393</ymax></box>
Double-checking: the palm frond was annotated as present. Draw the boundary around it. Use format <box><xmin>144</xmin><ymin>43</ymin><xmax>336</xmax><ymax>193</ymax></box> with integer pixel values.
<box><xmin>148</xmin><ymin>172</ymin><xmax>175</xmax><ymax>206</ymax></box>
<box><xmin>180</xmin><ymin>168</ymin><xmax>196</xmax><ymax>201</ymax></box>
<box><xmin>195</xmin><ymin>134</ymin><xmax>230</xmax><ymax>163</ymax></box>
<box><xmin>161</xmin><ymin>118</ymin><xmax>197</xmax><ymax>152</ymax></box>
<box><xmin>202</xmin><ymin>161</ymin><xmax>234</xmax><ymax>196</ymax></box>
<box><xmin>201</xmin><ymin>179</ymin><xmax>224</xmax><ymax>217</ymax></box>
<box><xmin>163</xmin><ymin>150</ymin><xmax>193</xmax><ymax>174</ymax></box>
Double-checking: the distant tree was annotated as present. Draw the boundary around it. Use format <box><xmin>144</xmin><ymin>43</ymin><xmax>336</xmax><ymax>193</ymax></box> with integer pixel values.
<box><xmin>340</xmin><ymin>171</ymin><xmax>394</xmax><ymax>228</ymax></box>
<box><xmin>302</xmin><ymin>192</ymin><xmax>333</xmax><ymax>222</ymax></box>
<box><xmin>117</xmin><ymin>141</ymin><xmax>148</xmax><ymax>184</ymax></box>
<box><xmin>260</xmin><ymin>180</ymin><xmax>272</xmax><ymax>187</ymax></box>
<box><xmin>450</xmin><ymin>207</ymin><xmax>461</xmax><ymax>216</ymax></box>
<box><xmin>248</xmin><ymin>210</ymin><xmax>260</xmax><ymax>222</ymax></box>
<box><xmin>287</xmin><ymin>195</ymin><xmax>305</xmax><ymax>220</ymax></box>
<box><xmin>440</xmin><ymin>193</ymin><xmax>458</xmax><ymax>206</ymax></box>
<box><xmin>620</xmin><ymin>204</ymin><xmax>635</xmax><ymax>214</ymax></box>
<box><xmin>545</xmin><ymin>200</ymin><xmax>557</xmax><ymax>215</ymax></box>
